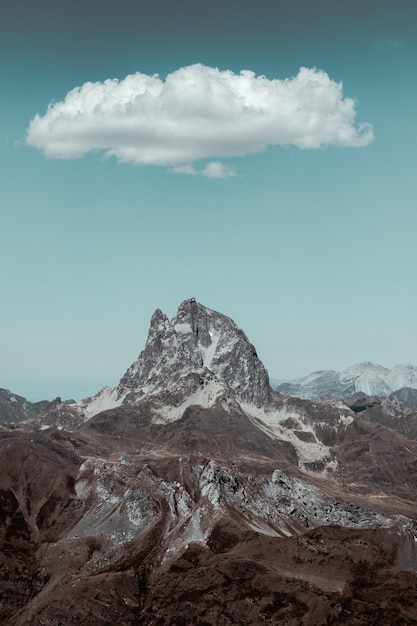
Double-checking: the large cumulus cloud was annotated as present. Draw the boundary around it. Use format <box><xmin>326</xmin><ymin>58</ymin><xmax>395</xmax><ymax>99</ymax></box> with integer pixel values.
<box><xmin>26</xmin><ymin>64</ymin><xmax>373</xmax><ymax>178</ymax></box>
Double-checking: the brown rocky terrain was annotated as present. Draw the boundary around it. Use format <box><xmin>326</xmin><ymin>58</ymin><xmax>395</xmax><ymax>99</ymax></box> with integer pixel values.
<box><xmin>2</xmin><ymin>299</ymin><xmax>417</xmax><ymax>625</ymax></box>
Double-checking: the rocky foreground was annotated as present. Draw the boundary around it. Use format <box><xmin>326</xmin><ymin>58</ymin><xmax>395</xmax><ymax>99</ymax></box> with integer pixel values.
<box><xmin>2</xmin><ymin>299</ymin><xmax>417</xmax><ymax>625</ymax></box>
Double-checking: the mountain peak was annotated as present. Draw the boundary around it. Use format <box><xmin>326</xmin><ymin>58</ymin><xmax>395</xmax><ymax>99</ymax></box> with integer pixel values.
<box><xmin>118</xmin><ymin>299</ymin><xmax>271</xmax><ymax>406</ymax></box>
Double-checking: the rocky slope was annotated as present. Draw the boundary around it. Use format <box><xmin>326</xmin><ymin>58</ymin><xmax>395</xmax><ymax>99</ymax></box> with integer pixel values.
<box><xmin>2</xmin><ymin>299</ymin><xmax>417</xmax><ymax>625</ymax></box>
<box><xmin>0</xmin><ymin>388</ymin><xmax>51</xmax><ymax>426</ymax></box>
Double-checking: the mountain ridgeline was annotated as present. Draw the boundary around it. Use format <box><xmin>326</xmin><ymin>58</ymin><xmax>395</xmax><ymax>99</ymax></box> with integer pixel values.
<box><xmin>2</xmin><ymin>298</ymin><xmax>417</xmax><ymax>625</ymax></box>
<box><xmin>273</xmin><ymin>361</ymin><xmax>417</xmax><ymax>402</ymax></box>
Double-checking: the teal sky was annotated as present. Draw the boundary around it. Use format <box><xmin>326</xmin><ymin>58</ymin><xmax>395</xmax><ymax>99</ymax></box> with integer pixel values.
<box><xmin>1</xmin><ymin>0</ymin><xmax>417</xmax><ymax>401</ymax></box>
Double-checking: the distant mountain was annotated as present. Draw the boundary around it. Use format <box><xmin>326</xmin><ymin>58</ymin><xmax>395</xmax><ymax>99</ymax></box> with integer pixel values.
<box><xmin>274</xmin><ymin>361</ymin><xmax>417</xmax><ymax>401</ymax></box>
<box><xmin>2</xmin><ymin>299</ymin><xmax>417</xmax><ymax>624</ymax></box>
<box><xmin>0</xmin><ymin>388</ymin><xmax>51</xmax><ymax>426</ymax></box>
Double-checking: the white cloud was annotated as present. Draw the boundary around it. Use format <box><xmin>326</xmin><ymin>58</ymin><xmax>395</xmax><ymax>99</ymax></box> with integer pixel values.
<box><xmin>26</xmin><ymin>64</ymin><xmax>373</xmax><ymax>176</ymax></box>
<box><xmin>171</xmin><ymin>161</ymin><xmax>236</xmax><ymax>179</ymax></box>
<box><xmin>201</xmin><ymin>161</ymin><xmax>237</xmax><ymax>179</ymax></box>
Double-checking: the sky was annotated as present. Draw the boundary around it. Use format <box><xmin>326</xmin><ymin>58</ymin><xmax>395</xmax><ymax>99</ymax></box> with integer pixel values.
<box><xmin>1</xmin><ymin>0</ymin><xmax>417</xmax><ymax>401</ymax></box>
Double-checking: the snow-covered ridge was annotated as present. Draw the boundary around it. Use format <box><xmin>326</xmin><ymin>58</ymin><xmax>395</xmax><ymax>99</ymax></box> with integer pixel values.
<box><xmin>274</xmin><ymin>362</ymin><xmax>417</xmax><ymax>401</ymax></box>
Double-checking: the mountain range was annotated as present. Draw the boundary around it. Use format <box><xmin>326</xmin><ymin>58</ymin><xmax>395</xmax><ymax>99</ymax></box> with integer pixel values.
<box><xmin>2</xmin><ymin>298</ymin><xmax>417</xmax><ymax>625</ymax></box>
<box><xmin>273</xmin><ymin>361</ymin><xmax>417</xmax><ymax>401</ymax></box>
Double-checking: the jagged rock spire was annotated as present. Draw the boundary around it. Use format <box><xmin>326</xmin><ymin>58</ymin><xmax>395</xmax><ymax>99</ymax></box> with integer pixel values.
<box><xmin>119</xmin><ymin>298</ymin><xmax>271</xmax><ymax>406</ymax></box>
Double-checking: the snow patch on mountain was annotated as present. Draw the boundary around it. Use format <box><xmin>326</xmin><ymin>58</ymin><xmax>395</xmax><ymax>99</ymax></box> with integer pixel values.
<box><xmin>151</xmin><ymin>378</ymin><xmax>228</xmax><ymax>424</ymax></box>
<box><xmin>200</xmin><ymin>328</ymin><xmax>221</xmax><ymax>369</ymax></box>
<box><xmin>241</xmin><ymin>402</ymin><xmax>336</xmax><ymax>472</ymax></box>
<box><xmin>82</xmin><ymin>386</ymin><xmax>127</xmax><ymax>418</ymax></box>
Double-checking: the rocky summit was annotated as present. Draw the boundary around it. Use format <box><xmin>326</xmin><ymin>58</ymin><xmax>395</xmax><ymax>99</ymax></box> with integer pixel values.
<box><xmin>2</xmin><ymin>299</ymin><xmax>417</xmax><ymax>625</ymax></box>
<box><xmin>118</xmin><ymin>297</ymin><xmax>272</xmax><ymax>406</ymax></box>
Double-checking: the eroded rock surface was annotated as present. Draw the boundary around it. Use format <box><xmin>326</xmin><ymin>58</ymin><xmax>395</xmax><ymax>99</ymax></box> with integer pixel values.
<box><xmin>2</xmin><ymin>299</ymin><xmax>417</xmax><ymax>625</ymax></box>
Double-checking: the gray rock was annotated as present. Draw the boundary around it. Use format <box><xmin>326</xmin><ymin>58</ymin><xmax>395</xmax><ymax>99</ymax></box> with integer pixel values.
<box><xmin>118</xmin><ymin>298</ymin><xmax>272</xmax><ymax>407</ymax></box>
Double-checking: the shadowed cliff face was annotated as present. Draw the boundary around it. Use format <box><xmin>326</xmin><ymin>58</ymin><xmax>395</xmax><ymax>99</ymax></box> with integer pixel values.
<box><xmin>2</xmin><ymin>300</ymin><xmax>417</xmax><ymax>624</ymax></box>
